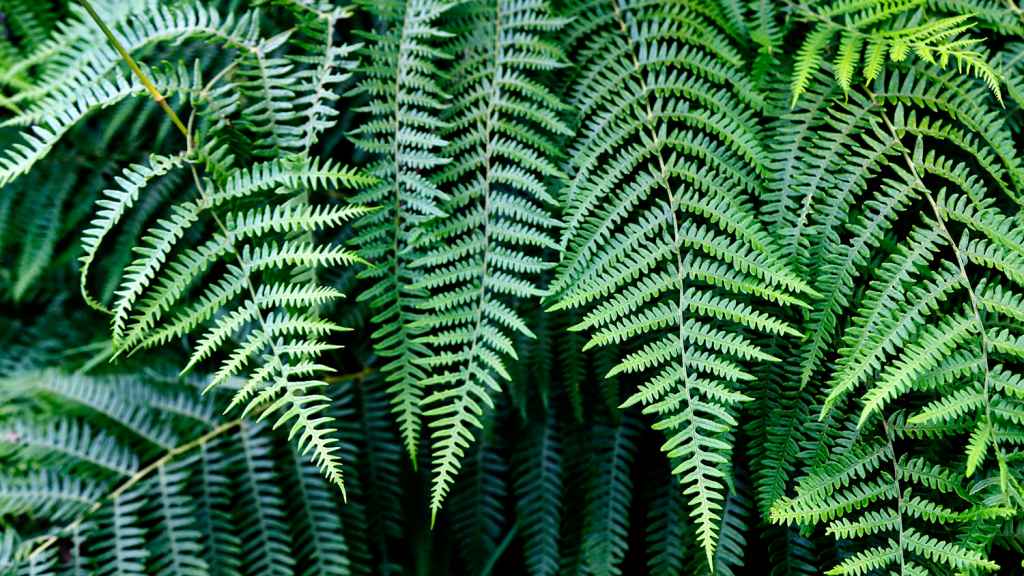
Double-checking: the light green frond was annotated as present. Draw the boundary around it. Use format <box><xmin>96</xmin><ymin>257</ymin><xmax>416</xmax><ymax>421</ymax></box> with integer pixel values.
<box><xmin>789</xmin><ymin>2</ymin><xmax>1002</xmax><ymax>104</ymax></box>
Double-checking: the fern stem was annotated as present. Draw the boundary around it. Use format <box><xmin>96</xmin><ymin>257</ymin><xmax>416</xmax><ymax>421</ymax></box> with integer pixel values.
<box><xmin>478</xmin><ymin>522</ymin><xmax>518</xmax><ymax>576</ymax></box>
<box><xmin>78</xmin><ymin>0</ymin><xmax>190</xmax><ymax>138</ymax></box>
<box><xmin>881</xmin><ymin>420</ymin><xmax>906</xmax><ymax>572</ymax></box>
<box><xmin>324</xmin><ymin>367</ymin><xmax>375</xmax><ymax>383</ymax></box>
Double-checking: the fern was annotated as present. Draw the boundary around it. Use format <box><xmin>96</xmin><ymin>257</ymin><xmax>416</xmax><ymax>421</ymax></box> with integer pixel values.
<box><xmin>93</xmin><ymin>485</ymin><xmax>149</xmax><ymax>576</ymax></box>
<box><xmin>644</xmin><ymin>465</ymin><xmax>687</xmax><ymax>576</ymax></box>
<box><xmin>777</xmin><ymin>75</ymin><xmax>1024</xmax><ymax>499</ymax></box>
<box><xmin>1</xmin><ymin>0</ymin><xmax>1023</xmax><ymax>573</ymax></box>
<box><xmin>580</xmin><ymin>416</ymin><xmax>638</xmax><ymax>576</ymax></box>
<box><xmin>552</xmin><ymin>0</ymin><xmax>811</xmax><ymax>564</ymax></box>
<box><xmin>514</xmin><ymin>411</ymin><xmax>562</xmax><ymax>576</ymax></box>
<box><xmin>760</xmin><ymin>0</ymin><xmax>1024</xmax><ymax>565</ymax></box>
<box><xmin>146</xmin><ymin>455</ymin><xmax>208</xmax><ymax>576</ymax></box>
<box><xmin>787</xmin><ymin>0</ymin><xmax>1003</xmax><ymax>105</ymax></box>
<box><xmin>56</xmin><ymin>1</ymin><xmax>374</xmax><ymax>494</ymax></box>
<box><xmin>0</xmin><ymin>417</ymin><xmax>139</xmax><ymax>477</ymax></box>
<box><xmin>193</xmin><ymin>436</ymin><xmax>242</xmax><ymax>576</ymax></box>
<box><xmin>283</xmin><ymin>442</ymin><xmax>351</xmax><ymax>576</ymax></box>
<box><xmin>233</xmin><ymin>420</ymin><xmax>295</xmax><ymax>576</ymax></box>
<box><xmin>415</xmin><ymin>0</ymin><xmax>569</xmax><ymax>521</ymax></box>
<box><xmin>771</xmin><ymin>429</ymin><xmax>1006</xmax><ymax>574</ymax></box>
<box><xmin>348</xmin><ymin>0</ymin><xmax>455</xmax><ymax>464</ymax></box>
<box><xmin>451</xmin><ymin>414</ymin><xmax>508</xmax><ymax>574</ymax></box>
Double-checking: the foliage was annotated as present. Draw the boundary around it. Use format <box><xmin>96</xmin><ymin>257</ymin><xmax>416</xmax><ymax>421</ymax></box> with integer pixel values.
<box><xmin>0</xmin><ymin>0</ymin><xmax>1023</xmax><ymax>574</ymax></box>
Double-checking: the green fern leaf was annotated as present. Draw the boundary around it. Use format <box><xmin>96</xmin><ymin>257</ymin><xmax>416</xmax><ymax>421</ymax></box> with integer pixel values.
<box><xmin>415</xmin><ymin>0</ymin><xmax>568</xmax><ymax>522</ymax></box>
<box><xmin>348</xmin><ymin>0</ymin><xmax>457</xmax><ymax>465</ymax></box>
<box><xmin>554</xmin><ymin>1</ymin><xmax>810</xmax><ymax>565</ymax></box>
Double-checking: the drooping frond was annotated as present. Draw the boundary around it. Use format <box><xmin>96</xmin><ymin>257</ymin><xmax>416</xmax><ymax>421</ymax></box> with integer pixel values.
<box><xmin>0</xmin><ymin>470</ymin><xmax>106</xmax><ymax>523</ymax></box>
<box><xmin>644</xmin><ymin>465</ymin><xmax>687</xmax><ymax>576</ymax></box>
<box><xmin>0</xmin><ymin>356</ymin><xmax>328</xmax><ymax>576</ymax></box>
<box><xmin>5</xmin><ymin>161</ymin><xmax>77</xmax><ymax>300</ymax></box>
<box><xmin>2</xmin><ymin>2</ymin><xmax>260</xmax><ymax>110</ymax></box>
<box><xmin>16</xmin><ymin>0</ymin><xmax>376</xmax><ymax>495</ymax></box>
<box><xmin>92</xmin><ymin>151</ymin><xmax>372</xmax><ymax>491</ymax></box>
<box><xmin>552</xmin><ymin>0</ymin><xmax>811</xmax><ymax>564</ymax></box>
<box><xmin>348</xmin><ymin>0</ymin><xmax>456</xmax><ymax>464</ymax></box>
<box><xmin>415</xmin><ymin>0</ymin><xmax>569</xmax><ymax>521</ymax></box>
<box><xmin>8</xmin><ymin>370</ymin><xmax>179</xmax><ymax>450</ymax></box>
<box><xmin>334</xmin><ymin>375</ymin><xmax>405</xmax><ymax>573</ymax></box>
<box><xmin>232</xmin><ymin>420</ymin><xmax>296</xmax><ymax>576</ymax></box>
<box><xmin>193</xmin><ymin>436</ymin><xmax>242</xmax><ymax>576</ymax></box>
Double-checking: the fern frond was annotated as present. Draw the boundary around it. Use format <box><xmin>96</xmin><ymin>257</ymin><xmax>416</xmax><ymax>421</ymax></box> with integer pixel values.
<box><xmin>772</xmin><ymin>433</ymin><xmax>1002</xmax><ymax>574</ymax></box>
<box><xmin>284</xmin><ymin>441</ymin><xmax>350</xmax><ymax>576</ymax></box>
<box><xmin>581</xmin><ymin>417</ymin><xmax>638</xmax><ymax>576</ymax></box>
<box><xmin>789</xmin><ymin>1</ymin><xmax>1003</xmax><ymax>104</ymax></box>
<box><xmin>645</xmin><ymin>468</ymin><xmax>686</xmax><ymax>576</ymax></box>
<box><xmin>416</xmin><ymin>0</ymin><xmax>568</xmax><ymax>521</ymax></box>
<box><xmin>89</xmin><ymin>151</ymin><xmax>372</xmax><ymax>493</ymax></box>
<box><xmin>0</xmin><ymin>470</ymin><xmax>106</xmax><ymax>523</ymax></box>
<box><xmin>348</xmin><ymin>0</ymin><xmax>456</xmax><ymax>465</ymax></box>
<box><xmin>7</xmin><ymin>2</ymin><xmax>260</xmax><ymax>111</ymax></box>
<box><xmin>0</xmin><ymin>418</ymin><xmax>139</xmax><ymax>477</ymax></box>
<box><xmin>194</xmin><ymin>437</ymin><xmax>242</xmax><ymax>576</ymax></box>
<box><xmin>554</xmin><ymin>1</ymin><xmax>810</xmax><ymax>564</ymax></box>
<box><xmin>772</xmin><ymin>39</ymin><xmax>1024</xmax><ymax>520</ymax></box>
<box><xmin>334</xmin><ymin>375</ymin><xmax>405</xmax><ymax>572</ymax></box>
<box><xmin>145</xmin><ymin>455</ymin><xmax>208</xmax><ymax>576</ymax></box>
<box><xmin>0</xmin><ymin>64</ymin><xmax>199</xmax><ymax>188</ymax></box>
<box><xmin>8</xmin><ymin>370</ymin><xmax>178</xmax><ymax>450</ymax></box>
<box><xmin>514</xmin><ymin>412</ymin><xmax>562</xmax><ymax>576</ymax></box>
<box><xmin>451</xmin><ymin>419</ymin><xmax>508</xmax><ymax>574</ymax></box>
<box><xmin>232</xmin><ymin>420</ymin><xmax>295</xmax><ymax>576</ymax></box>
<box><xmin>93</xmin><ymin>484</ymin><xmax>149</xmax><ymax>576</ymax></box>
<box><xmin>79</xmin><ymin>151</ymin><xmax>188</xmax><ymax>311</ymax></box>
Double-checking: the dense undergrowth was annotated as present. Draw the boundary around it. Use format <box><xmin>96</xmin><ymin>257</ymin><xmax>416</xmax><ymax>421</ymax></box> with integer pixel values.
<box><xmin>0</xmin><ymin>0</ymin><xmax>1023</xmax><ymax>574</ymax></box>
